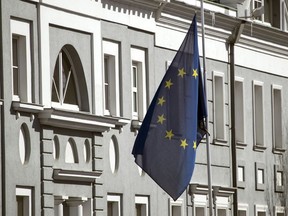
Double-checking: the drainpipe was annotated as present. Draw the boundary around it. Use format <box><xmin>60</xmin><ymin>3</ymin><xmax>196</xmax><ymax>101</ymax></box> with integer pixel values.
<box><xmin>226</xmin><ymin>20</ymin><xmax>245</xmax><ymax>216</ymax></box>
<box><xmin>0</xmin><ymin>0</ymin><xmax>4</xmax><ymax>214</ymax></box>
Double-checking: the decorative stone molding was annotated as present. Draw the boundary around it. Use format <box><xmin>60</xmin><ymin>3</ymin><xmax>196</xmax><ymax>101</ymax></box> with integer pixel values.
<box><xmin>53</xmin><ymin>169</ymin><xmax>101</xmax><ymax>183</ymax></box>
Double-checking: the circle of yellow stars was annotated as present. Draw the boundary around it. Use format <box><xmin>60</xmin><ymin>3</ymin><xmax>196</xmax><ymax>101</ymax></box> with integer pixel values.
<box><xmin>155</xmin><ymin>67</ymin><xmax>199</xmax><ymax>150</ymax></box>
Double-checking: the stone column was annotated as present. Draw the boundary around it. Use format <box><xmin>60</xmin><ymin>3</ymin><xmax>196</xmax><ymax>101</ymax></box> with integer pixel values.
<box><xmin>54</xmin><ymin>196</ymin><xmax>68</xmax><ymax>216</ymax></box>
<box><xmin>66</xmin><ymin>197</ymin><xmax>87</xmax><ymax>216</ymax></box>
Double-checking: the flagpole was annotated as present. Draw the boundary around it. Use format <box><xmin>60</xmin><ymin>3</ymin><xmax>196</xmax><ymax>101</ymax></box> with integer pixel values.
<box><xmin>200</xmin><ymin>1</ymin><xmax>214</xmax><ymax>216</ymax></box>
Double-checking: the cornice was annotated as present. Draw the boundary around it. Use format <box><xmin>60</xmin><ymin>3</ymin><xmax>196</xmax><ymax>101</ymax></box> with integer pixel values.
<box><xmin>53</xmin><ymin>169</ymin><xmax>101</xmax><ymax>183</ymax></box>
<box><xmin>38</xmin><ymin>108</ymin><xmax>129</xmax><ymax>133</ymax></box>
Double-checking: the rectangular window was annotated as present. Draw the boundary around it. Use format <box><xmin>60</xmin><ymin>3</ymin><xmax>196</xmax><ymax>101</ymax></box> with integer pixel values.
<box><xmin>135</xmin><ymin>196</ymin><xmax>149</xmax><ymax>216</ymax></box>
<box><xmin>103</xmin><ymin>40</ymin><xmax>120</xmax><ymax>116</ymax></box>
<box><xmin>253</xmin><ymin>81</ymin><xmax>265</xmax><ymax>149</ymax></box>
<box><xmin>275</xmin><ymin>206</ymin><xmax>285</xmax><ymax>216</ymax></box>
<box><xmin>252</xmin><ymin>0</ymin><xmax>284</xmax><ymax>29</ymax></box>
<box><xmin>255</xmin><ymin>205</ymin><xmax>267</xmax><ymax>216</ymax></box>
<box><xmin>217</xmin><ymin>209</ymin><xmax>227</xmax><ymax>216</ymax></box>
<box><xmin>257</xmin><ymin>169</ymin><xmax>264</xmax><ymax>184</ymax></box>
<box><xmin>238</xmin><ymin>204</ymin><xmax>248</xmax><ymax>216</ymax></box>
<box><xmin>107</xmin><ymin>194</ymin><xmax>121</xmax><ymax>216</ymax></box>
<box><xmin>235</xmin><ymin>77</ymin><xmax>245</xmax><ymax>145</ymax></box>
<box><xmin>272</xmin><ymin>85</ymin><xmax>283</xmax><ymax>151</ymax></box>
<box><xmin>131</xmin><ymin>47</ymin><xmax>147</xmax><ymax>121</ymax></box>
<box><xmin>132</xmin><ymin>62</ymin><xmax>139</xmax><ymax>116</ymax></box>
<box><xmin>276</xmin><ymin>171</ymin><xmax>283</xmax><ymax>186</ymax></box>
<box><xmin>274</xmin><ymin>165</ymin><xmax>284</xmax><ymax>192</ymax></box>
<box><xmin>238</xmin><ymin>161</ymin><xmax>246</xmax><ymax>188</ymax></box>
<box><xmin>169</xmin><ymin>198</ymin><xmax>183</xmax><ymax>216</ymax></box>
<box><xmin>195</xmin><ymin>207</ymin><xmax>205</xmax><ymax>216</ymax></box>
<box><xmin>238</xmin><ymin>210</ymin><xmax>247</xmax><ymax>216</ymax></box>
<box><xmin>10</xmin><ymin>19</ymin><xmax>32</xmax><ymax>103</ymax></box>
<box><xmin>215</xmin><ymin>197</ymin><xmax>229</xmax><ymax>216</ymax></box>
<box><xmin>16</xmin><ymin>187</ymin><xmax>32</xmax><ymax>216</ymax></box>
<box><xmin>238</xmin><ymin>166</ymin><xmax>245</xmax><ymax>182</ymax></box>
<box><xmin>282</xmin><ymin>1</ymin><xmax>288</xmax><ymax>31</ymax></box>
<box><xmin>213</xmin><ymin>71</ymin><xmax>226</xmax><ymax>142</ymax></box>
<box><xmin>255</xmin><ymin>162</ymin><xmax>265</xmax><ymax>190</ymax></box>
<box><xmin>12</xmin><ymin>37</ymin><xmax>20</xmax><ymax>96</ymax></box>
<box><xmin>193</xmin><ymin>195</ymin><xmax>207</xmax><ymax>216</ymax></box>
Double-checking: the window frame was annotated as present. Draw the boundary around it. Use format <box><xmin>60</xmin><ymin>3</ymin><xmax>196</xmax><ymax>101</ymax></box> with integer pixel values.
<box><xmin>237</xmin><ymin>160</ymin><xmax>246</xmax><ymax>189</ymax></box>
<box><xmin>274</xmin><ymin>206</ymin><xmax>285</xmax><ymax>216</ymax></box>
<box><xmin>51</xmin><ymin>47</ymin><xmax>80</xmax><ymax>111</ymax></box>
<box><xmin>135</xmin><ymin>196</ymin><xmax>149</xmax><ymax>216</ymax></box>
<box><xmin>254</xmin><ymin>204</ymin><xmax>267</xmax><ymax>216</ymax></box>
<box><xmin>131</xmin><ymin>47</ymin><xmax>147</xmax><ymax>121</ymax></box>
<box><xmin>102</xmin><ymin>40</ymin><xmax>120</xmax><ymax>117</ymax></box>
<box><xmin>255</xmin><ymin>162</ymin><xmax>265</xmax><ymax>191</ymax></box>
<box><xmin>107</xmin><ymin>194</ymin><xmax>122</xmax><ymax>216</ymax></box>
<box><xmin>16</xmin><ymin>187</ymin><xmax>33</xmax><ymax>216</ymax></box>
<box><xmin>271</xmin><ymin>84</ymin><xmax>284</xmax><ymax>153</ymax></box>
<box><xmin>238</xmin><ymin>203</ymin><xmax>249</xmax><ymax>216</ymax></box>
<box><xmin>282</xmin><ymin>0</ymin><xmax>288</xmax><ymax>31</ymax></box>
<box><xmin>235</xmin><ymin>77</ymin><xmax>246</xmax><ymax>147</ymax></box>
<box><xmin>193</xmin><ymin>194</ymin><xmax>207</xmax><ymax>216</ymax></box>
<box><xmin>169</xmin><ymin>198</ymin><xmax>184</xmax><ymax>216</ymax></box>
<box><xmin>10</xmin><ymin>19</ymin><xmax>32</xmax><ymax>103</ymax></box>
<box><xmin>252</xmin><ymin>80</ymin><xmax>265</xmax><ymax>151</ymax></box>
<box><xmin>212</xmin><ymin>71</ymin><xmax>226</xmax><ymax>144</ymax></box>
<box><xmin>215</xmin><ymin>196</ymin><xmax>229</xmax><ymax>216</ymax></box>
<box><xmin>274</xmin><ymin>165</ymin><xmax>284</xmax><ymax>192</ymax></box>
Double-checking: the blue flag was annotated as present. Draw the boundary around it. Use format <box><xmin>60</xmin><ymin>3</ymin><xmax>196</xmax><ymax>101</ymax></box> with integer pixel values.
<box><xmin>132</xmin><ymin>15</ymin><xmax>207</xmax><ymax>201</ymax></box>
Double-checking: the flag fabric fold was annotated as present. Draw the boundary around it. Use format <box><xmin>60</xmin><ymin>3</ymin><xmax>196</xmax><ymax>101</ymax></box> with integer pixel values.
<box><xmin>132</xmin><ymin>15</ymin><xmax>207</xmax><ymax>201</ymax></box>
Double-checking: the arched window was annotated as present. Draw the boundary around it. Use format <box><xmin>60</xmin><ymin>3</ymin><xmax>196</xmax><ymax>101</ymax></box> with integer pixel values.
<box><xmin>52</xmin><ymin>47</ymin><xmax>79</xmax><ymax>110</ymax></box>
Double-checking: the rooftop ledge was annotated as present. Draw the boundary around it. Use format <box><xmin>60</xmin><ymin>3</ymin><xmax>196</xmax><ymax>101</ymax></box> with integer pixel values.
<box><xmin>38</xmin><ymin>108</ymin><xmax>129</xmax><ymax>133</ymax></box>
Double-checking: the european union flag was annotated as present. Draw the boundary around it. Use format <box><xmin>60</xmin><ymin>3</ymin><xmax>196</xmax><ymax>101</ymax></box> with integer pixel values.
<box><xmin>132</xmin><ymin>15</ymin><xmax>207</xmax><ymax>201</ymax></box>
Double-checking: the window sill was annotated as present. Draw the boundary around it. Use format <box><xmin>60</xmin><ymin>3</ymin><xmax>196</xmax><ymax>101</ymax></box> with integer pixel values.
<box><xmin>237</xmin><ymin>181</ymin><xmax>246</xmax><ymax>189</ymax></box>
<box><xmin>213</xmin><ymin>138</ymin><xmax>228</xmax><ymax>146</ymax></box>
<box><xmin>236</xmin><ymin>141</ymin><xmax>247</xmax><ymax>149</ymax></box>
<box><xmin>38</xmin><ymin>108</ymin><xmax>129</xmax><ymax>133</ymax></box>
<box><xmin>12</xmin><ymin>101</ymin><xmax>44</xmax><ymax>113</ymax></box>
<box><xmin>272</xmin><ymin>148</ymin><xmax>286</xmax><ymax>155</ymax></box>
<box><xmin>253</xmin><ymin>145</ymin><xmax>267</xmax><ymax>152</ymax></box>
<box><xmin>256</xmin><ymin>183</ymin><xmax>265</xmax><ymax>191</ymax></box>
<box><xmin>275</xmin><ymin>185</ymin><xmax>284</xmax><ymax>193</ymax></box>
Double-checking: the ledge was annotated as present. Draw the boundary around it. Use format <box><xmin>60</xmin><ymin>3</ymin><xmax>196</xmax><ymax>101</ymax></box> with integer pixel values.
<box><xmin>189</xmin><ymin>183</ymin><xmax>236</xmax><ymax>196</ymax></box>
<box><xmin>38</xmin><ymin>108</ymin><xmax>129</xmax><ymax>133</ymax></box>
<box><xmin>253</xmin><ymin>145</ymin><xmax>267</xmax><ymax>152</ymax></box>
<box><xmin>272</xmin><ymin>148</ymin><xmax>286</xmax><ymax>155</ymax></box>
<box><xmin>131</xmin><ymin>120</ymin><xmax>142</xmax><ymax>131</ymax></box>
<box><xmin>12</xmin><ymin>101</ymin><xmax>44</xmax><ymax>113</ymax></box>
<box><xmin>236</xmin><ymin>141</ymin><xmax>248</xmax><ymax>149</ymax></box>
<box><xmin>53</xmin><ymin>169</ymin><xmax>101</xmax><ymax>183</ymax></box>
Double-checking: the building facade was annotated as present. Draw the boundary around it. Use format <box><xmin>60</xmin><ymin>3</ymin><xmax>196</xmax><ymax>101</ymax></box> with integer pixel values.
<box><xmin>0</xmin><ymin>0</ymin><xmax>288</xmax><ymax>215</ymax></box>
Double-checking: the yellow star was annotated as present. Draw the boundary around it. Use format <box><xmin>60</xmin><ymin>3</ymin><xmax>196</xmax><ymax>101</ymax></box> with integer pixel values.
<box><xmin>180</xmin><ymin>139</ymin><xmax>188</xmax><ymax>149</ymax></box>
<box><xmin>193</xmin><ymin>141</ymin><xmax>197</xmax><ymax>150</ymax></box>
<box><xmin>192</xmin><ymin>69</ymin><xmax>198</xmax><ymax>79</ymax></box>
<box><xmin>178</xmin><ymin>68</ymin><xmax>186</xmax><ymax>78</ymax></box>
<box><xmin>157</xmin><ymin>96</ymin><xmax>166</xmax><ymax>106</ymax></box>
<box><xmin>157</xmin><ymin>114</ymin><xmax>166</xmax><ymax>124</ymax></box>
<box><xmin>165</xmin><ymin>79</ymin><xmax>173</xmax><ymax>89</ymax></box>
<box><xmin>165</xmin><ymin>130</ymin><xmax>174</xmax><ymax>140</ymax></box>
